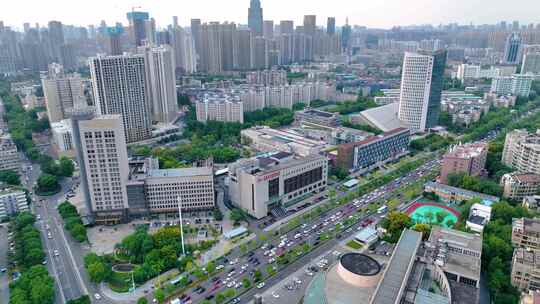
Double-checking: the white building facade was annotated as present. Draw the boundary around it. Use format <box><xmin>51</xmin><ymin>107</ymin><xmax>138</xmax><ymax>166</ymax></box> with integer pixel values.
<box><xmin>89</xmin><ymin>54</ymin><xmax>152</xmax><ymax>143</ymax></box>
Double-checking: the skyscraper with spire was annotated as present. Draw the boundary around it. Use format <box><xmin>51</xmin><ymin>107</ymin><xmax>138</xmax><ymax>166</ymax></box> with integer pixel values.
<box><xmin>248</xmin><ymin>0</ymin><xmax>263</xmax><ymax>36</ymax></box>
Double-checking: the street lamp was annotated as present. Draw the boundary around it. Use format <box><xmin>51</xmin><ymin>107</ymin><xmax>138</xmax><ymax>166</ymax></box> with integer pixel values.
<box><xmin>178</xmin><ymin>196</ymin><xmax>186</xmax><ymax>256</ymax></box>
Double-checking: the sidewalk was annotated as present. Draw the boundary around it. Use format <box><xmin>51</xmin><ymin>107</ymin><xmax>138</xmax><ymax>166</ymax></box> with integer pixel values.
<box><xmin>99</xmin><ymin>268</ymin><xmax>178</xmax><ymax>303</ymax></box>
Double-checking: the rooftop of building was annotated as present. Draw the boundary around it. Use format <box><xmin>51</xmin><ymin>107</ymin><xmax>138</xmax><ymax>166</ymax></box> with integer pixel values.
<box><xmin>424</xmin><ymin>181</ymin><xmax>500</xmax><ymax>203</ymax></box>
<box><xmin>147</xmin><ymin>167</ymin><xmax>213</xmax><ymax>178</ymax></box>
<box><xmin>339</xmin><ymin>127</ymin><xmax>409</xmax><ymax>150</ymax></box>
<box><xmin>356</xmin><ymin>102</ymin><xmax>402</xmax><ymax>132</ymax></box>
<box><xmin>0</xmin><ymin>188</ymin><xmax>25</xmax><ymax>197</ymax></box>
<box><xmin>515</xmin><ymin>217</ymin><xmax>540</xmax><ymax>234</ymax></box>
<box><xmin>296</xmin><ymin>108</ymin><xmax>337</xmax><ymax>118</ymax></box>
<box><xmin>428</xmin><ymin>226</ymin><xmax>482</xmax><ymax>281</ymax></box>
<box><xmin>340</xmin><ymin>253</ymin><xmax>381</xmax><ymax>276</ymax></box>
<box><xmin>444</xmin><ymin>142</ymin><xmax>488</xmax><ymax>159</ymax></box>
<box><xmin>505</xmin><ymin>172</ymin><xmax>540</xmax><ymax>184</ymax></box>
<box><xmin>230</xmin><ymin>151</ymin><xmax>326</xmax><ymax>176</ymax></box>
<box><xmin>467</xmin><ymin>215</ymin><xmax>486</xmax><ymax>225</ymax></box>
<box><xmin>371</xmin><ymin>229</ymin><xmax>422</xmax><ymax>304</ymax></box>
<box><xmin>242</xmin><ymin>126</ymin><xmax>328</xmax><ymax>148</ymax></box>
<box><xmin>429</xmin><ymin>226</ymin><xmax>482</xmax><ymax>253</ymax></box>
<box><xmin>513</xmin><ymin>247</ymin><xmax>540</xmax><ymax>266</ymax></box>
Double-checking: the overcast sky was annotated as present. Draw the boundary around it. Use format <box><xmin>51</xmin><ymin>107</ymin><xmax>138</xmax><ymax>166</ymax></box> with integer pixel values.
<box><xmin>2</xmin><ymin>0</ymin><xmax>539</xmax><ymax>30</ymax></box>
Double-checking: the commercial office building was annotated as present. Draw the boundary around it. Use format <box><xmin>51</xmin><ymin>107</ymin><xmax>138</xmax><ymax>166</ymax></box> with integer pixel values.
<box><xmin>337</xmin><ymin>128</ymin><xmax>410</xmax><ymax>173</ymax></box>
<box><xmin>398</xmin><ymin>50</ymin><xmax>446</xmax><ymax>133</ymax></box>
<box><xmin>73</xmin><ymin>112</ymin><xmax>129</xmax><ymax>224</ymax></box>
<box><xmin>228</xmin><ymin>152</ymin><xmax>327</xmax><ymax>219</ymax></box>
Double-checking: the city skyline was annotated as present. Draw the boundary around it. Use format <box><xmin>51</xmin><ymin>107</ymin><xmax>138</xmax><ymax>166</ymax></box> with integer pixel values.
<box><xmin>2</xmin><ymin>0</ymin><xmax>540</xmax><ymax>30</ymax></box>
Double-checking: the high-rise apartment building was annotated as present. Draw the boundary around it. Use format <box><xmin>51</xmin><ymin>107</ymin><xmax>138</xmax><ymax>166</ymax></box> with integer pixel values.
<box><xmin>47</xmin><ymin>21</ymin><xmax>64</xmax><ymax>62</ymax></box>
<box><xmin>190</xmin><ymin>19</ymin><xmax>202</xmax><ymax>62</ymax></box>
<box><xmin>200</xmin><ymin>22</ymin><xmax>222</xmax><ymax>74</ymax></box>
<box><xmin>502</xmin><ymin>129</ymin><xmax>540</xmax><ymax>175</ymax></box>
<box><xmin>511</xmin><ymin>248</ymin><xmax>540</xmax><ymax>292</ymax></box>
<box><xmin>236</xmin><ymin>29</ymin><xmax>253</xmax><ymax>70</ymax></box>
<box><xmin>0</xmin><ymin>134</ymin><xmax>20</xmax><ymax>173</ymax></box>
<box><xmin>248</xmin><ymin>0</ymin><xmax>264</xmax><ymax>36</ymax></box>
<box><xmin>398</xmin><ymin>49</ymin><xmax>447</xmax><ymax>133</ymax></box>
<box><xmin>195</xmin><ymin>96</ymin><xmax>244</xmax><ymax>124</ymax></box>
<box><xmin>303</xmin><ymin>15</ymin><xmax>317</xmax><ymax>37</ymax></box>
<box><xmin>42</xmin><ymin>63</ymin><xmax>85</xmax><ymax>123</ymax></box>
<box><xmin>501</xmin><ymin>173</ymin><xmax>540</xmax><ymax>202</ymax></box>
<box><xmin>219</xmin><ymin>22</ymin><xmax>237</xmax><ymax>71</ymax></box>
<box><xmin>73</xmin><ymin>112</ymin><xmax>129</xmax><ymax>224</ymax></box>
<box><xmin>127</xmin><ymin>11</ymin><xmax>149</xmax><ymax>47</ymax></box>
<box><xmin>521</xmin><ymin>52</ymin><xmax>540</xmax><ymax>75</ymax></box>
<box><xmin>327</xmin><ymin>17</ymin><xmax>336</xmax><ymax>35</ymax></box>
<box><xmin>504</xmin><ymin>32</ymin><xmax>522</xmax><ymax>64</ymax></box>
<box><xmin>263</xmin><ymin>20</ymin><xmax>274</xmax><ymax>39</ymax></box>
<box><xmin>279</xmin><ymin>21</ymin><xmax>294</xmax><ymax>35</ymax></box>
<box><xmin>89</xmin><ymin>54</ymin><xmax>152</xmax><ymax>143</ymax></box>
<box><xmin>440</xmin><ymin>142</ymin><xmax>488</xmax><ymax>184</ymax></box>
<box><xmin>170</xmin><ymin>25</ymin><xmax>197</xmax><ymax>74</ymax></box>
<box><xmin>144</xmin><ymin>18</ymin><xmax>156</xmax><ymax>45</ymax></box>
<box><xmin>252</xmin><ymin>36</ymin><xmax>268</xmax><ymax>69</ymax></box>
<box><xmin>138</xmin><ymin>45</ymin><xmax>178</xmax><ymax>123</ymax></box>
<box><xmin>491</xmin><ymin>74</ymin><xmax>534</xmax><ymax>97</ymax></box>
<box><xmin>512</xmin><ymin>217</ymin><xmax>540</xmax><ymax>249</ymax></box>
<box><xmin>104</xmin><ymin>27</ymin><xmax>123</xmax><ymax>56</ymax></box>
<box><xmin>341</xmin><ymin>19</ymin><xmax>351</xmax><ymax>51</ymax></box>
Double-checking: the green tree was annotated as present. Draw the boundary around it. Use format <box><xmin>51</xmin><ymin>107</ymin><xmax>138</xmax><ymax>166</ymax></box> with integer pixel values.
<box><xmin>0</xmin><ymin>169</ymin><xmax>21</xmax><ymax>185</ymax></box>
<box><xmin>230</xmin><ymin>209</ymin><xmax>247</xmax><ymax>224</ymax></box>
<box><xmin>380</xmin><ymin>212</ymin><xmax>413</xmax><ymax>243</ymax></box>
<box><xmin>215</xmin><ymin>293</ymin><xmax>226</xmax><ymax>304</ymax></box>
<box><xmin>137</xmin><ymin>298</ymin><xmax>149</xmax><ymax>304</ymax></box>
<box><xmin>254</xmin><ymin>269</ymin><xmax>262</xmax><ymax>282</ymax></box>
<box><xmin>154</xmin><ymin>289</ymin><xmax>165</xmax><ymax>304</ymax></box>
<box><xmin>213</xmin><ymin>208</ymin><xmax>223</xmax><ymax>221</ymax></box>
<box><xmin>413</xmin><ymin>223</ymin><xmax>431</xmax><ymax>241</ymax></box>
<box><xmin>87</xmin><ymin>261</ymin><xmax>108</xmax><ymax>283</ymax></box>
<box><xmin>206</xmin><ymin>261</ymin><xmax>216</xmax><ymax>274</ymax></box>
<box><xmin>36</xmin><ymin>174</ymin><xmax>60</xmax><ymax>194</ymax></box>
<box><xmin>435</xmin><ymin>211</ymin><xmax>448</xmax><ymax>225</ymax></box>
<box><xmin>266</xmin><ymin>264</ymin><xmax>276</xmax><ymax>276</ymax></box>
<box><xmin>224</xmin><ymin>288</ymin><xmax>236</xmax><ymax>298</ymax></box>
<box><xmin>58</xmin><ymin>157</ymin><xmax>75</xmax><ymax>177</ymax></box>
<box><xmin>242</xmin><ymin>277</ymin><xmax>251</xmax><ymax>288</ymax></box>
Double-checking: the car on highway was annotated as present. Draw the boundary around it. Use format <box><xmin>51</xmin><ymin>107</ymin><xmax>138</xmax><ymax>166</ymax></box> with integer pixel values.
<box><xmin>94</xmin><ymin>293</ymin><xmax>101</xmax><ymax>300</ymax></box>
<box><xmin>257</xmin><ymin>282</ymin><xmax>265</xmax><ymax>289</ymax></box>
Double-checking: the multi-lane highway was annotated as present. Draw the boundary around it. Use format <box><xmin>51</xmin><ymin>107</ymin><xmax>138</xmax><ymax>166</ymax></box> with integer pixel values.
<box><xmin>23</xmin><ymin>161</ymin><xmax>101</xmax><ymax>304</ymax></box>
<box><xmin>158</xmin><ymin>158</ymin><xmax>440</xmax><ymax>304</ymax></box>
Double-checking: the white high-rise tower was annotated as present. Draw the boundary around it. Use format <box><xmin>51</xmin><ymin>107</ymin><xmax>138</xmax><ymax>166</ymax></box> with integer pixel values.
<box><xmin>398</xmin><ymin>49</ymin><xmax>446</xmax><ymax>133</ymax></box>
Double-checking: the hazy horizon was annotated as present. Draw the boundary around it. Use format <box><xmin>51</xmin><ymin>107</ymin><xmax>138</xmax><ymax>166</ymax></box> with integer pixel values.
<box><xmin>2</xmin><ymin>0</ymin><xmax>539</xmax><ymax>30</ymax></box>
